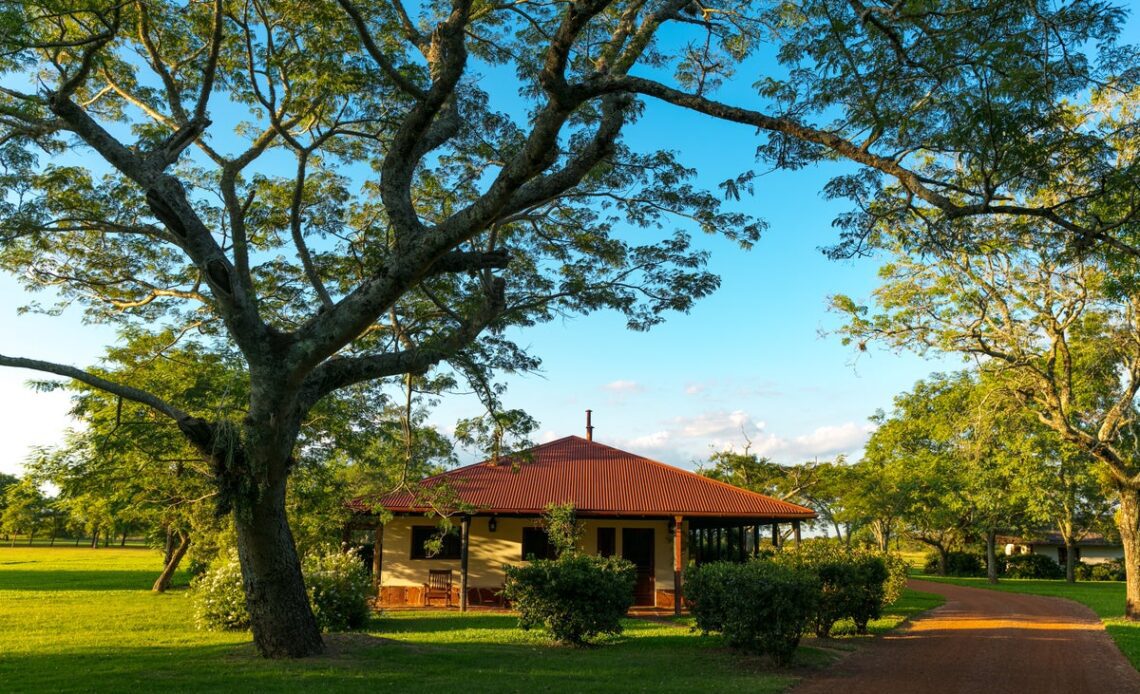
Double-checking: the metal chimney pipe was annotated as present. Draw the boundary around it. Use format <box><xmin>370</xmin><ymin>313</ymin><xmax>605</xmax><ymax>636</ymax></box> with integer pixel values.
<box><xmin>586</xmin><ymin>409</ymin><xmax>594</xmax><ymax>441</ymax></box>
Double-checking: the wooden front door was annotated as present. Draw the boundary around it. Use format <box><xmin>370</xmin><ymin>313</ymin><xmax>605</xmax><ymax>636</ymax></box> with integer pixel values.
<box><xmin>622</xmin><ymin>528</ymin><xmax>655</xmax><ymax>606</ymax></box>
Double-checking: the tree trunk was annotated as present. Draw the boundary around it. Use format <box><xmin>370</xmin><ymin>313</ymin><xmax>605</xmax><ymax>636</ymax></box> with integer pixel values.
<box><xmin>1065</xmin><ymin>538</ymin><xmax>1077</xmax><ymax>583</ymax></box>
<box><xmin>163</xmin><ymin>526</ymin><xmax>175</xmax><ymax>566</ymax></box>
<box><xmin>985</xmin><ymin>530</ymin><xmax>998</xmax><ymax>584</ymax></box>
<box><xmin>234</xmin><ymin>472</ymin><xmax>324</xmax><ymax>658</ymax></box>
<box><xmin>27</xmin><ymin>530</ymin><xmax>34</xmax><ymax>545</ymax></box>
<box><xmin>871</xmin><ymin>520</ymin><xmax>891</xmax><ymax>553</ymax></box>
<box><xmin>938</xmin><ymin>546</ymin><xmax>949</xmax><ymax>575</ymax></box>
<box><xmin>49</xmin><ymin>528</ymin><xmax>57</xmax><ymax>546</ymax></box>
<box><xmin>152</xmin><ymin>531</ymin><xmax>191</xmax><ymax>593</ymax></box>
<box><xmin>120</xmin><ymin>529</ymin><xmax>128</xmax><ymax>547</ymax></box>
<box><xmin>90</xmin><ymin>529</ymin><xmax>99</xmax><ymax>548</ymax></box>
<box><xmin>1118</xmin><ymin>486</ymin><xmax>1140</xmax><ymax>620</ymax></box>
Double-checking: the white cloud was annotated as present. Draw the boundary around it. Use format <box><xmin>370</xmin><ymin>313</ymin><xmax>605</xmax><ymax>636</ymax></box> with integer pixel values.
<box><xmin>672</xmin><ymin>409</ymin><xmax>757</xmax><ymax>439</ymax></box>
<box><xmin>610</xmin><ymin>410</ymin><xmax>875</xmax><ymax>469</ymax></box>
<box><xmin>602</xmin><ymin>379</ymin><xmax>645</xmax><ymax>394</ymax></box>
<box><xmin>750</xmin><ymin>421</ymin><xmax>876</xmax><ymax>461</ymax></box>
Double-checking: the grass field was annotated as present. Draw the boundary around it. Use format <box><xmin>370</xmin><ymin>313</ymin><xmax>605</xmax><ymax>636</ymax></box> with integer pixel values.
<box><xmin>917</xmin><ymin>575</ymin><xmax>1140</xmax><ymax>669</ymax></box>
<box><xmin>0</xmin><ymin>546</ymin><xmax>943</xmax><ymax>692</ymax></box>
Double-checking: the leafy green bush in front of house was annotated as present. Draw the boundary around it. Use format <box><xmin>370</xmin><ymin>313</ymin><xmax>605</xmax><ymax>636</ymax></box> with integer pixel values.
<box><xmin>1001</xmin><ymin>553</ymin><xmax>1064</xmax><ymax>579</ymax></box>
<box><xmin>685</xmin><ymin>560</ymin><xmax>819</xmax><ymax>665</ymax></box>
<box><xmin>682</xmin><ymin>560</ymin><xmax>736</xmax><ymax>632</ymax></box>
<box><xmin>303</xmin><ymin>548</ymin><xmax>373</xmax><ymax>631</ymax></box>
<box><xmin>924</xmin><ymin>551</ymin><xmax>985</xmax><ymax>577</ymax></box>
<box><xmin>502</xmin><ymin>553</ymin><xmax>635</xmax><ymax>645</ymax></box>
<box><xmin>775</xmin><ymin>541</ymin><xmax>893</xmax><ymax>636</ymax></box>
<box><xmin>191</xmin><ymin>550</ymin><xmax>250</xmax><ymax>630</ymax></box>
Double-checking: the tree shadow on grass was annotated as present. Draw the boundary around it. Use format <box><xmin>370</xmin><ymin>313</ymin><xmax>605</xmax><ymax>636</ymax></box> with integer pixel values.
<box><xmin>0</xmin><ymin>569</ymin><xmax>168</xmax><ymax>591</ymax></box>
<box><xmin>0</xmin><ymin>633</ymin><xmax>801</xmax><ymax>694</ymax></box>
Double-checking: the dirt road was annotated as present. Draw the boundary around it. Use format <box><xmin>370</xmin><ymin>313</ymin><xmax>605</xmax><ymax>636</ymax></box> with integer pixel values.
<box><xmin>791</xmin><ymin>579</ymin><xmax>1140</xmax><ymax>694</ymax></box>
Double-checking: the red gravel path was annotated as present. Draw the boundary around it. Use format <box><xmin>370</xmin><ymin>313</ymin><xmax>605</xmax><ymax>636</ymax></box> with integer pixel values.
<box><xmin>791</xmin><ymin>579</ymin><xmax>1140</xmax><ymax>694</ymax></box>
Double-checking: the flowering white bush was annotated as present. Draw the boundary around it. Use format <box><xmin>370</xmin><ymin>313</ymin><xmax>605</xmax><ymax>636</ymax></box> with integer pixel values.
<box><xmin>303</xmin><ymin>548</ymin><xmax>372</xmax><ymax>632</ymax></box>
<box><xmin>191</xmin><ymin>547</ymin><xmax>372</xmax><ymax>632</ymax></box>
<box><xmin>190</xmin><ymin>550</ymin><xmax>249</xmax><ymax>630</ymax></box>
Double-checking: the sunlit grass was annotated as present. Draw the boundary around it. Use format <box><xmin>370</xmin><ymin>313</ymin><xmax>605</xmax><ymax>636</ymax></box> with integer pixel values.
<box><xmin>0</xmin><ymin>546</ymin><xmax>944</xmax><ymax>692</ymax></box>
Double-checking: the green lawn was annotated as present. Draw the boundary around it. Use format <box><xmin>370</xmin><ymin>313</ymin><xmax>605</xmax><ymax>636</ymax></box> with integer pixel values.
<box><xmin>916</xmin><ymin>574</ymin><xmax>1140</xmax><ymax>669</ymax></box>
<box><xmin>0</xmin><ymin>547</ymin><xmax>940</xmax><ymax>692</ymax></box>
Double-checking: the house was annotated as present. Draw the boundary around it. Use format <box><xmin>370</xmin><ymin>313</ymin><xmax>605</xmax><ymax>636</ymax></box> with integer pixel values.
<box><xmin>356</xmin><ymin>432</ymin><xmax>816</xmax><ymax>614</ymax></box>
<box><xmin>1001</xmin><ymin>532</ymin><xmax>1123</xmax><ymax>566</ymax></box>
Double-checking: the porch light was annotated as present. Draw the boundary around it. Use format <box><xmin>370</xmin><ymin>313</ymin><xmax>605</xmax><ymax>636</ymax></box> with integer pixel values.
<box><xmin>488</xmin><ymin>516</ymin><xmax>497</xmax><ymax>532</ymax></box>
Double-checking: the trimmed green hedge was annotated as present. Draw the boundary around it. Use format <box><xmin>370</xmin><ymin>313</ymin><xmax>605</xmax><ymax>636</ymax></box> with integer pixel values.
<box><xmin>502</xmin><ymin>553</ymin><xmax>635</xmax><ymax>645</ymax></box>
<box><xmin>685</xmin><ymin>560</ymin><xmax>818</xmax><ymax>665</ymax></box>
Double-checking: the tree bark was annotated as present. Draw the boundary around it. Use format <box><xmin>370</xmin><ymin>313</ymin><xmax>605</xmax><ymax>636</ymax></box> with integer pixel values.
<box><xmin>1065</xmin><ymin>538</ymin><xmax>1077</xmax><ymax>583</ymax></box>
<box><xmin>1119</xmin><ymin>486</ymin><xmax>1140</xmax><ymax>620</ymax></box>
<box><xmin>234</xmin><ymin>471</ymin><xmax>324</xmax><ymax>657</ymax></box>
<box><xmin>871</xmin><ymin>520</ymin><xmax>891</xmax><ymax>553</ymax></box>
<box><xmin>90</xmin><ymin>529</ymin><xmax>99</xmax><ymax>548</ymax></box>
<box><xmin>153</xmin><ymin>531</ymin><xmax>190</xmax><ymax>593</ymax></box>
<box><xmin>985</xmin><ymin>529</ymin><xmax>999</xmax><ymax>584</ymax></box>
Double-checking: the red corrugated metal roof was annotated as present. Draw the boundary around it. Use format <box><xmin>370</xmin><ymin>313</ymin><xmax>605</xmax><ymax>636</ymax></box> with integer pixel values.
<box><xmin>373</xmin><ymin>436</ymin><xmax>815</xmax><ymax>519</ymax></box>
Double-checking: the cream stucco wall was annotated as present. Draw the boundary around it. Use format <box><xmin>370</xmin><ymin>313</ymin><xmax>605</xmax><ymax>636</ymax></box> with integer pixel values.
<box><xmin>380</xmin><ymin>516</ymin><xmax>686</xmax><ymax>592</ymax></box>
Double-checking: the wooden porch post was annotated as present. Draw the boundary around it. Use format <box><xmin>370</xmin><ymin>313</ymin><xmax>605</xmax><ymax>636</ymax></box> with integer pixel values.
<box><xmin>372</xmin><ymin>522</ymin><xmax>384</xmax><ymax>594</ymax></box>
<box><xmin>793</xmin><ymin>520</ymin><xmax>802</xmax><ymax>548</ymax></box>
<box><xmin>460</xmin><ymin>515</ymin><xmax>470</xmax><ymax>613</ymax></box>
<box><xmin>771</xmin><ymin>522</ymin><xmax>780</xmax><ymax>548</ymax></box>
<box><xmin>673</xmin><ymin>515</ymin><xmax>683</xmax><ymax>616</ymax></box>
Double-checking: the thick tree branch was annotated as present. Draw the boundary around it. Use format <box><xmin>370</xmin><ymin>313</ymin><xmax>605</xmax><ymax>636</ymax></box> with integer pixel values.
<box><xmin>603</xmin><ymin>76</ymin><xmax>1140</xmax><ymax>257</ymax></box>
<box><xmin>0</xmin><ymin>354</ymin><xmax>189</xmax><ymax>423</ymax></box>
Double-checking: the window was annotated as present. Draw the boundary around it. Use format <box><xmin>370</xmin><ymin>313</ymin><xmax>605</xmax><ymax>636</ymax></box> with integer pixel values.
<box><xmin>597</xmin><ymin>527</ymin><xmax>616</xmax><ymax>557</ymax></box>
<box><xmin>521</xmin><ymin>527</ymin><xmax>557</xmax><ymax>561</ymax></box>
<box><xmin>410</xmin><ymin>525</ymin><xmax>461</xmax><ymax>560</ymax></box>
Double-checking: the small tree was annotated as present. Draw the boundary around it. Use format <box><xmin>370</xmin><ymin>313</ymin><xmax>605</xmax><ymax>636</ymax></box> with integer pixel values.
<box><xmin>542</xmin><ymin>502</ymin><xmax>582</xmax><ymax>557</ymax></box>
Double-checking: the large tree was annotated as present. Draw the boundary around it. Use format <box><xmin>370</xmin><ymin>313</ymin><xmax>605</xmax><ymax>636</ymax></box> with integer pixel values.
<box><xmin>0</xmin><ymin>0</ymin><xmax>1133</xmax><ymax>655</ymax></box>
<box><xmin>835</xmin><ymin>220</ymin><xmax>1140</xmax><ymax>612</ymax></box>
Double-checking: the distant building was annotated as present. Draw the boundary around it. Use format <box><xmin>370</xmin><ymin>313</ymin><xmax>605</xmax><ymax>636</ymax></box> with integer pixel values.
<box><xmin>1000</xmin><ymin>532</ymin><xmax>1122</xmax><ymax>566</ymax></box>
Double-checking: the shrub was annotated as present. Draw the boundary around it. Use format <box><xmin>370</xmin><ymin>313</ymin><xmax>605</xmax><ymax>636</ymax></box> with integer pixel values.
<box><xmin>502</xmin><ymin>553</ymin><xmax>635</xmax><ymax>645</ymax></box>
<box><xmin>1090</xmin><ymin>558</ymin><xmax>1127</xmax><ymax>581</ymax></box>
<box><xmin>923</xmin><ymin>551</ymin><xmax>984</xmax><ymax>577</ymax></box>
<box><xmin>192</xmin><ymin>548</ymin><xmax>373</xmax><ymax>632</ymax></box>
<box><xmin>1001</xmin><ymin>553</ymin><xmax>1063</xmax><ymax>579</ymax></box>
<box><xmin>1074</xmin><ymin>560</ymin><xmax>1095</xmax><ymax>581</ymax></box>
<box><xmin>303</xmin><ymin>548</ymin><xmax>372</xmax><ymax>631</ymax></box>
<box><xmin>685</xmin><ymin>560</ymin><xmax>819</xmax><ymax>665</ymax></box>
<box><xmin>776</xmin><ymin>541</ymin><xmax>895</xmax><ymax>636</ymax></box>
<box><xmin>849</xmin><ymin>555</ymin><xmax>888</xmax><ymax>633</ymax></box>
<box><xmin>191</xmin><ymin>550</ymin><xmax>249</xmax><ymax>630</ymax></box>
<box><xmin>683</xmin><ymin>561</ymin><xmax>735</xmax><ymax>633</ymax></box>
<box><xmin>880</xmin><ymin>552</ymin><xmax>910</xmax><ymax>606</ymax></box>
